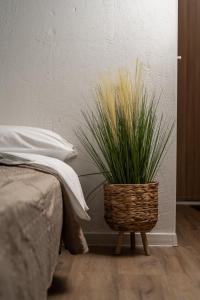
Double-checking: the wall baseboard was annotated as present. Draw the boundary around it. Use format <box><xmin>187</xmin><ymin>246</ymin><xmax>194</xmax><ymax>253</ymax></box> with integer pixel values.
<box><xmin>85</xmin><ymin>232</ymin><xmax>177</xmax><ymax>247</ymax></box>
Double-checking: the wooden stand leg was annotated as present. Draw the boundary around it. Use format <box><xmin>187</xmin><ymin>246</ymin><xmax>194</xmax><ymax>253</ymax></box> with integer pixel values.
<box><xmin>141</xmin><ymin>232</ymin><xmax>150</xmax><ymax>256</ymax></box>
<box><xmin>115</xmin><ymin>232</ymin><xmax>124</xmax><ymax>255</ymax></box>
<box><xmin>130</xmin><ymin>232</ymin><xmax>135</xmax><ymax>251</ymax></box>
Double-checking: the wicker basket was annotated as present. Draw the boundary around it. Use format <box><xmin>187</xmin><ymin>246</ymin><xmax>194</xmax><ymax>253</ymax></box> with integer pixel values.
<box><xmin>104</xmin><ymin>182</ymin><xmax>158</xmax><ymax>232</ymax></box>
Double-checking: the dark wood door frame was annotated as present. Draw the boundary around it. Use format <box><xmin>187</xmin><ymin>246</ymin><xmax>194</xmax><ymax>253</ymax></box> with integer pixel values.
<box><xmin>177</xmin><ymin>0</ymin><xmax>200</xmax><ymax>203</ymax></box>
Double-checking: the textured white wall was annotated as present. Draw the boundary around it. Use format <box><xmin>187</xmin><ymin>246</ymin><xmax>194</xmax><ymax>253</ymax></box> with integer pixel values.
<box><xmin>0</xmin><ymin>0</ymin><xmax>177</xmax><ymax>243</ymax></box>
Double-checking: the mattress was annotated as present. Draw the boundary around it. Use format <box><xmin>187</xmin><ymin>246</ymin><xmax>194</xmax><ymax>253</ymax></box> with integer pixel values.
<box><xmin>0</xmin><ymin>166</ymin><xmax>62</xmax><ymax>300</ymax></box>
<box><xmin>0</xmin><ymin>165</ymin><xmax>88</xmax><ymax>300</ymax></box>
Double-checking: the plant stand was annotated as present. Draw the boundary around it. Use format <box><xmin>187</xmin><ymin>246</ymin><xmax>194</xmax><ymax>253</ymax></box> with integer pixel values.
<box><xmin>115</xmin><ymin>232</ymin><xmax>150</xmax><ymax>256</ymax></box>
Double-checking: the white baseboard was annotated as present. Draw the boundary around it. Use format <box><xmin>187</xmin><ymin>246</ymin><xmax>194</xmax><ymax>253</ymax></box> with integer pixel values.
<box><xmin>85</xmin><ymin>232</ymin><xmax>177</xmax><ymax>247</ymax></box>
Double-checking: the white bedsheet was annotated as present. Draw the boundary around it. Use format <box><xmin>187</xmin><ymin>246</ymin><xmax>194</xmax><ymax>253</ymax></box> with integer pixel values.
<box><xmin>0</xmin><ymin>152</ymin><xmax>90</xmax><ymax>221</ymax></box>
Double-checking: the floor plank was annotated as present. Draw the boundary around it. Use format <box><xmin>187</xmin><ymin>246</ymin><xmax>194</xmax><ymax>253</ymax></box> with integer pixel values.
<box><xmin>48</xmin><ymin>206</ymin><xmax>200</xmax><ymax>300</ymax></box>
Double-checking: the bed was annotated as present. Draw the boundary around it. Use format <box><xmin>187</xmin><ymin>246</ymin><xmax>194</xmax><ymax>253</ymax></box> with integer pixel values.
<box><xmin>0</xmin><ymin>163</ymin><xmax>89</xmax><ymax>300</ymax></box>
<box><xmin>0</xmin><ymin>166</ymin><xmax>63</xmax><ymax>299</ymax></box>
<box><xmin>0</xmin><ymin>162</ymin><xmax>89</xmax><ymax>300</ymax></box>
<box><xmin>0</xmin><ymin>127</ymin><xmax>90</xmax><ymax>300</ymax></box>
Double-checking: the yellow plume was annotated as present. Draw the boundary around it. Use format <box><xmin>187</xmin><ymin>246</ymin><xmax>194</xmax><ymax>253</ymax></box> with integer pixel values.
<box><xmin>96</xmin><ymin>62</ymin><xmax>144</xmax><ymax>134</ymax></box>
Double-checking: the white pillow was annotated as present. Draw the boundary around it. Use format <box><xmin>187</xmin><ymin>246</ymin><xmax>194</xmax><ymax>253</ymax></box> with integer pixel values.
<box><xmin>0</xmin><ymin>126</ymin><xmax>77</xmax><ymax>161</ymax></box>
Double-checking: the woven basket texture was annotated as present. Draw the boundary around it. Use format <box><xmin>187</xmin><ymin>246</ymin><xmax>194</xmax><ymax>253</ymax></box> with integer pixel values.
<box><xmin>104</xmin><ymin>182</ymin><xmax>158</xmax><ymax>232</ymax></box>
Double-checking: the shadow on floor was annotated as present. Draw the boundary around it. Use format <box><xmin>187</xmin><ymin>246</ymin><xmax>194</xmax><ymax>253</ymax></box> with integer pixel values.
<box><xmin>88</xmin><ymin>245</ymin><xmax>147</xmax><ymax>257</ymax></box>
<box><xmin>192</xmin><ymin>205</ymin><xmax>200</xmax><ymax>211</ymax></box>
<box><xmin>48</xmin><ymin>275</ymin><xmax>72</xmax><ymax>296</ymax></box>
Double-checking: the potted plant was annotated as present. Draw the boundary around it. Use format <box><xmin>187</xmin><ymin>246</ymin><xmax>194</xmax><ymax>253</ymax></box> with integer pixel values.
<box><xmin>77</xmin><ymin>63</ymin><xmax>173</xmax><ymax>255</ymax></box>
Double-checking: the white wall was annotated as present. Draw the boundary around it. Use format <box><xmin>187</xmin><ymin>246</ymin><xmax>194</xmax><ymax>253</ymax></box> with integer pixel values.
<box><xmin>0</xmin><ymin>0</ymin><xmax>178</xmax><ymax>245</ymax></box>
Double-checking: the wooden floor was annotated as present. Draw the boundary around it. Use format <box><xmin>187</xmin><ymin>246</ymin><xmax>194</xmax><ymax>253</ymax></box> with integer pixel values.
<box><xmin>48</xmin><ymin>206</ymin><xmax>200</xmax><ymax>300</ymax></box>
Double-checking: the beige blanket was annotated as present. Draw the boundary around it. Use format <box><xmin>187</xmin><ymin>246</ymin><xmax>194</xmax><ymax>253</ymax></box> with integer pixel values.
<box><xmin>0</xmin><ymin>166</ymin><xmax>88</xmax><ymax>300</ymax></box>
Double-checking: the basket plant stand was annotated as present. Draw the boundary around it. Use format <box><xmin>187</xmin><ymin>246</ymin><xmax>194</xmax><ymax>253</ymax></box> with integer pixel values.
<box><xmin>104</xmin><ymin>183</ymin><xmax>158</xmax><ymax>256</ymax></box>
<box><xmin>115</xmin><ymin>231</ymin><xmax>150</xmax><ymax>256</ymax></box>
